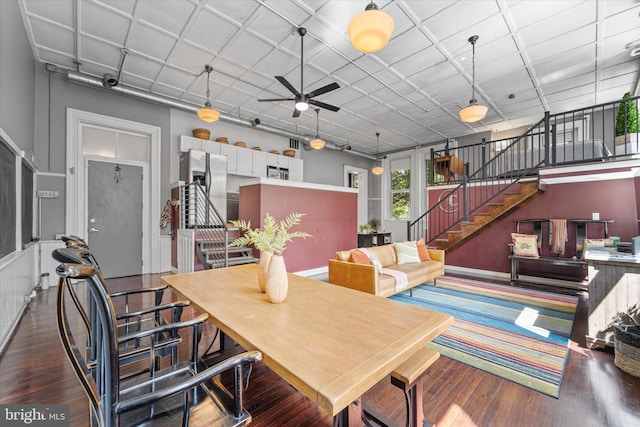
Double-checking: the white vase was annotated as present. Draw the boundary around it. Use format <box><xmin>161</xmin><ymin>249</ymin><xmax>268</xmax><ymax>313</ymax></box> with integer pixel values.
<box><xmin>258</xmin><ymin>251</ymin><xmax>272</xmax><ymax>293</ymax></box>
<box><xmin>265</xmin><ymin>254</ymin><xmax>288</xmax><ymax>303</ymax></box>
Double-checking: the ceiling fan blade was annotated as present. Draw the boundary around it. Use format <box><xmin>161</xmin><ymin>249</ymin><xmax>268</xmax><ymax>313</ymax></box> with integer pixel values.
<box><xmin>258</xmin><ymin>98</ymin><xmax>295</xmax><ymax>102</ymax></box>
<box><xmin>275</xmin><ymin>76</ymin><xmax>301</xmax><ymax>97</ymax></box>
<box><xmin>309</xmin><ymin>99</ymin><xmax>340</xmax><ymax>112</ymax></box>
<box><xmin>292</xmin><ymin>107</ymin><xmax>302</xmax><ymax>118</ymax></box>
<box><xmin>306</xmin><ymin>82</ymin><xmax>340</xmax><ymax>99</ymax></box>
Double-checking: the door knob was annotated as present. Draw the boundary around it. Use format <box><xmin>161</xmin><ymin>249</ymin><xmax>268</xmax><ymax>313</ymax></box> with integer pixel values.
<box><xmin>89</xmin><ymin>227</ymin><xmax>100</xmax><ymax>233</ymax></box>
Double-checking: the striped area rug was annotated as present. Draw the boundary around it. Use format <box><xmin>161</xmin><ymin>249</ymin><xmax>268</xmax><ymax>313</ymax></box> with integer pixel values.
<box><xmin>390</xmin><ymin>276</ymin><xmax>578</xmax><ymax>397</ymax></box>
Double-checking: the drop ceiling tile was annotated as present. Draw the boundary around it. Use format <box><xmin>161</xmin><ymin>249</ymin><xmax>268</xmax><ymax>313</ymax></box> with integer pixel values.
<box><xmin>402</xmin><ymin>0</ymin><xmax>455</xmax><ymax>22</ymax></box>
<box><xmin>79</xmin><ymin>38</ymin><xmax>122</xmax><ymax>71</ymax></box>
<box><xmin>603</xmin><ymin>3</ymin><xmax>640</xmax><ymax>37</ymax></box>
<box><xmin>534</xmin><ymin>45</ymin><xmax>596</xmax><ymax>85</ymax></box>
<box><xmin>308</xmin><ymin>47</ymin><xmax>351</xmax><ymax>74</ymax></box>
<box><xmin>375</xmin><ymin>27</ymin><xmax>432</xmax><ymax>66</ymax></box>
<box><xmin>35</xmin><ymin>49</ymin><xmax>76</xmax><ymax>70</ymax></box>
<box><xmin>263</xmin><ymin>0</ymin><xmax>312</xmax><ymax>27</ymax></box>
<box><xmin>253</xmin><ymin>49</ymin><xmax>299</xmax><ymax>79</ymax></box>
<box><xmin>81</xmin><ymin>2</ymin><xmax>130</xmax><ymax>46</ymax></box>
<box><xmin>247</xmin><ymin>7</ymin><xmax>298</xmax><ymax>45</ymax></box>
<box><xmin>518</xmin><ymin>2</ymin><xmax>595</xmax><ymax>46</ymax></box>
<box><xmin>408</xmin><ymin>60</ymin><xmax>459</xmax><ymax>87</ymax></box>
<box><xmin>373</xmin><ymin>68</ymin><xmax>401</xmax><ymax>86</ymax></box>
<box><xmin>354</xmin><ymin>77</ymin><xmax>387</xmax><ymax>95</ymax></box>
<box><xmin>525</xmin><ymin>26</ymin><xmax>596</xmax><ymax>64</ymax></box>
<box><xmin>425</xmin><ymin>0</ymin><xmax>501</xmax><ymax>42</ymax></box>
<box><xmin>128</xmin><ymin>23</ymin><xmax>178</xmax><ymax>61</ymax></box>
<box><xmin>30</xmin><ymin>20</ymin><xmax>75</xmax><ymax>57</ymax></box>
<box><xmin>601</xmin><ymin>29</ymin><xmax>639</xmax><ymax>57</ymax></box>
<box><xmin>508</xmin><ymin>1</ymin><xmax>583</xmax><ymax>30</ymax></box>
<box><xmin>136</xmin><ymin>0</ymin><xmax>196</xmax><ymax>36</ymax></box>
<box><xmin>391</xmin><ymin>46</ymin><xmax>447</xmax><ymax>77</ymax></box>
<box><xmin>97</xmin><ymin>0</ymin><xmax>136</xmax><ymax>16</ymax></box>
<box><xmin>216</xmin><ymin>86</ymin><xmax>255</xmax><ymax>106</ymax></box>
<box><xmin>239</xmin><ymin>71</ymin><xmax>277</xmax><ymax>92</ymax></box>
<box><xmin>24</xmin><ymin>0</ymin><xmax>74</xmax><ymax>27</ymax></box>
<box><xmin>321</xmin><ymin>86</ymin><xmax>364</xmax><ymax>105</ymax></box>
<box><xmin>156</xmin><ymin>66</ymin><xmax>200</xmax><ymax>94</ymax></box>
<box><xmin>185</xmin><ymin>9</ymin><xmax>240</xmax><ymax>54</ymax></box>
<box><xmin>120</xmin><ymin>73</ymin><xmax>154</xmax><ymax>92</ymax></box>
<box><xmin>600</xmin><ymin>72</ymin><xmax>637</xmax><ymax>92</ymax></box>
<box><xmin>332</xmin><ymin>63</ymin><xmax>370</xmax><ymax>86</ymax></box>
<box><xmin>224</xmin><ymin>32</ymin><xmax>273</xmax><ymax>69</ymax></box>
<box><xmin>169</xmin><ymin>43</ymin><xmax>215</xmax><ymax>75</ymax></box>
<box><xmin>202</xmin><ymin>0</ymin><xmax>259</xmax><ymax>24</ymax></box>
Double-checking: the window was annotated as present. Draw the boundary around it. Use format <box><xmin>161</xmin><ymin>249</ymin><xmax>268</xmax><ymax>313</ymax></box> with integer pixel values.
<box><xmin>391</xmin><ymin>158</ymin><xmax>410</xmax><ymax>219</ymax></box>
<box><xmin>1</xmin><ymin>141</ymin><xmax>16</xmax><ymax>259</ymax></box>
<box><xmin>21</xmin><ymin>161</ymin><xmax>34</xmax><ymax>246</ymax></box>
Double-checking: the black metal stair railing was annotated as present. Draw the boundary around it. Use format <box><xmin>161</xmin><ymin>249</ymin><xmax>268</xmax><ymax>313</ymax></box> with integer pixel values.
<box><xmin>179</xmin><ymin>182</ymin><xmax>230</xmax><ymax>269</ymax></box>
<box><xmin>410</xmin><ymin>93</ymin><xmax>640</xmax><ymax>246</ymax></box>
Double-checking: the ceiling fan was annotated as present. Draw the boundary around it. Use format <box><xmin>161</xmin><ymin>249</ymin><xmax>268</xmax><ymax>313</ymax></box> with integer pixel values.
<box><xmin>258</xmin><ymin>27</ymin><xmax>340</xmax><ymax>118</ymax></box>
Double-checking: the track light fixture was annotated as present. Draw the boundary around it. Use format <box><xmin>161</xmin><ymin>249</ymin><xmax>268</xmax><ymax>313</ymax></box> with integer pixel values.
<box><xmin>309</xmin><ymin>109</ymin><xmax>325</xmax><ymax>150</ymax></box>
<box><xmin>372</xmin><ymin>132</ymin><xmax>384</xmax><ymax>175</ymax></box>
<box><xmin>348</xmin><ymin>1</ymin><xmax>394</xmax><ymax>53</ymax></box>
<box><xmin>459</xmin><ymin>35</ymin><xmax>488</xmax><ymax>123</ymax></box>
<box><xmin>198</xmin><ymin>65</ymin><xmax>220</xmax><ymax>123</ymax></box>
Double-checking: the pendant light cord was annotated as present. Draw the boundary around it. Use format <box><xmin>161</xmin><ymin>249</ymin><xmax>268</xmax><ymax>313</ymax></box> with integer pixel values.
<box><xmin>315</xmin><ymin>108</ymin><xmax>320</xmax><ymax>137</ymax></box>
<box><xmin>469</xmin><ymin>35</ymin><xmax>479</xmax><ymax>102</ymax></box>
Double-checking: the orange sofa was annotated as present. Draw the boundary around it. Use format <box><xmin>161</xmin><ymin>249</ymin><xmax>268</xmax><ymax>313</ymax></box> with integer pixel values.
<box><xmin>328</xmin><ymin>243</ymin><xmax>445</xmax><ymax>298</ymax></box>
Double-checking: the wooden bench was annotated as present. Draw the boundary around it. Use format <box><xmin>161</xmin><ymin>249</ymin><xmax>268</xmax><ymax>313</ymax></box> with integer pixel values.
<box><xmin>390</xmin><ymin>348</ymin><xmax>440</xmax><ymax>427</ymax></box>
<box><xmin>509</xmin><ymin>218</ymin><xmax>614</xmax><ymax>287</ymax></box>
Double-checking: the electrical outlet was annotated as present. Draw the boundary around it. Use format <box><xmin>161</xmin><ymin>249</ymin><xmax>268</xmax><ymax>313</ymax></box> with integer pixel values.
<box><xmin>592</xmin><ymin>212</ymin><xmax>600</xmax><ymax>221</ymax></box>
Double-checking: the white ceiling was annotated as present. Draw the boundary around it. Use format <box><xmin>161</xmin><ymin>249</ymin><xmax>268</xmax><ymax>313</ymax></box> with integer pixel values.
<box><xmin>17</xmin><ymin>0</ymin><xmax>640</xmax><ymax>155</ymax></box>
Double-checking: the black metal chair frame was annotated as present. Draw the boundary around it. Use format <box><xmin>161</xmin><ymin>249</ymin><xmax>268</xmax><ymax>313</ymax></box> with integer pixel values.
<box><xmin>55</xmin><ymin>249</ymin><xmax>261</xmax><ymax>427</ymax></box>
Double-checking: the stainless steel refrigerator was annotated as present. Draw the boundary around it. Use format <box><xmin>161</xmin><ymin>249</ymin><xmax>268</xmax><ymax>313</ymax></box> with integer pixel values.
<box><xmin>179</xmin><ymin>150</ymin><xmax>227</xmax><ymax>225</ymax></box>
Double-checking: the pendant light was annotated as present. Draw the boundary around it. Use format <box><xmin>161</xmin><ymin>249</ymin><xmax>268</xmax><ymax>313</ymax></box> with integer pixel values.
<box><xmin>198</xmin><ymin>65</ymin><xmax>220</xmax><ymax>123</ymax></box>
<box><xmin>348</xmin><ymin>1</ymin><xmax>394</xmax><ymax>53</ymax></box>
<box><xmin>309</xmin><ymin>108</ymin><xmax>325</xmax><ymax>150</ymax></box>
<box><xmin>459</xmin><ymin>35</ymin><xmax>488</xmax><ymax>123</ymax></box>
<box><xmin>372</xmin><ymin>132</ymin><xmax>384</xmax><ymax>175</ymax></box>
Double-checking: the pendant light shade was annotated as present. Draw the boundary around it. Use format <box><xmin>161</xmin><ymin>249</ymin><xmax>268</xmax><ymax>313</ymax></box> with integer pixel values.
<box><xmin>372</xmin><ymin>132</ymin><xmax>384</xmax><ymax>175</ymax></box>
<box><xmin>198</xmin><ymin>65</ymin><xmax>220</xmax><ymax>123</ymax></box>
<box><xmin>348</xmin><ymin>1</ymin><xmax>394</xmax><ymax>53</ymax></box>
<box><xmin>310</xmin><ymin>109</ymin><xmax>325</xmax><ymax>150</ymax></box>
<box><xmin>459</xmin><ymin>35</ymin><xmax>487</xmax><ymax>123</ymax></box>
<box><xmin>371</xmin><ymin>165</ymin><xmax>384</xmax><ymax>175</ymax></box>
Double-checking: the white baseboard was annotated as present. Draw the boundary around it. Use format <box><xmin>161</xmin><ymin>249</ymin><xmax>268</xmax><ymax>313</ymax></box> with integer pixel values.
<box><xmin>293</xmin><ymin>266</ymin><xmax>328</xmax><ymax>277</ymax></box>
<box><xmin>444</xmin><ymin>265</ymin><xmax>587</xmax><ymax>290</ymax></box>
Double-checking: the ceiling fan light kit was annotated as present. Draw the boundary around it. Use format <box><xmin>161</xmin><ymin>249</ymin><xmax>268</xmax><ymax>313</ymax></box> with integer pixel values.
<box><xmin>310</xmin><ymin>108</ymin><xmax>325</xmax><ymax>149</ymax></box>
<box><xmin>459</xmin><ymin>35</ymin><xmax>487</xmax><ymax>123</ymax></box>
<box><xmin>258</xmin><ymin>27</ymin><xmax>340</xmax><ymax>118</ymax></box>
<box><xmin>348</xmin><ymin>1</ymin><xmax>394</xmax><ymax>53</ymax></box>
<box><xmin>198</xmin><ymin>65</ymin><xmax>220</xmax><ymax>123</ymax></box>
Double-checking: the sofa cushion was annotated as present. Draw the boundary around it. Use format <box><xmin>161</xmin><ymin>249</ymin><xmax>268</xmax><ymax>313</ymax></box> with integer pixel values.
<box><xmin>416</xmin><ymin>239</ymin><xmax>431</xmax><ymax>261</ymax></box>
<box><xmin>395</xmin><ymin>241</ymin><xmax>421</xmax><ymax>264</ymax></box>
<box><xmin>367</xmin><ymin>244</ymin><xmax>397</xmax><ymax>268</ymax></box>
<box><xmin>349</xmin><ymin>249</ymin><xmax>370</xmax><ymax>265</ymax></box>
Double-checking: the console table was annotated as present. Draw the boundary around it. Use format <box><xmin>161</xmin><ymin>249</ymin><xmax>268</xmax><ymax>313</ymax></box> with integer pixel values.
<box><xmin>358</xmin><ymin>232</ymin><xmax>391</xmax><ymax>248</ymax></box>
<box><xmin>584</xmin><ymin>249</ymin><xmax>640</xmax><ymax>349</ymax></box>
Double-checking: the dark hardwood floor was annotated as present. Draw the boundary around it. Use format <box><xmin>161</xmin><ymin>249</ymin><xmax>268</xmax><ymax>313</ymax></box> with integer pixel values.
<box><xmin>1</xmin><ymin>273</ymin><xmax>639</xmax><ymax>426</ymax></box>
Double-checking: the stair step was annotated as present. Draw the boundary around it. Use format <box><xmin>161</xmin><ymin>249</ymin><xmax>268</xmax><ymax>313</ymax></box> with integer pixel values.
<box><xmin>208</xmin><ymin>256</ymin><xmax>259</xmax><ymax>267</ymax></box>
<box><xmin>201</xmin><ymin>246</ymin><xmax>252</xmax><ymax>255</ymax></box>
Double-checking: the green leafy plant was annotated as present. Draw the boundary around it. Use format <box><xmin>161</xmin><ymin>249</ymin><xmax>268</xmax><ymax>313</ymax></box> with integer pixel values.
<box><xmin>359</xmin><ymin>224</ymin><xmax>372</xmax><ymax>233</ymax></box>
<box><xmin>230</xmin><ymin>212</ymin><xmax>312</xmax><ymax>256</ymax></box>
<box><xmin>368</xmin><ymin>218</ymin><xmax>381</xmax><ymax>232</ymax></box>
<box><xmin>615</xmin><ymin>92</ymin><xmax>639</xmax><ymax>137</ymax></box>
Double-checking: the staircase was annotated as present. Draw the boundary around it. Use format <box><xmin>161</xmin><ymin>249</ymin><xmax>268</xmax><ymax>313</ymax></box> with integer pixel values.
<box><xmin>196</xmin><ymin>237</ymin><xmax>258</xmax><ymax>269</ymax></box>
<box><xmin>433</xmin><ymin>181</ymin><xmax>543</xmax><ymax>252</ymax></box>
<box><xmin>180</xmin><ymin>183</ymin><xmax>258</xmax><ymax>270</ymax></box>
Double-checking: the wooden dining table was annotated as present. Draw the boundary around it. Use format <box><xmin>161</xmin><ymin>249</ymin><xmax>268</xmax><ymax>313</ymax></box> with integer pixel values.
<box><xmin>162</xmin><ymin>264</ymin><xmax>453</xmax><ymax>426</ymax></box>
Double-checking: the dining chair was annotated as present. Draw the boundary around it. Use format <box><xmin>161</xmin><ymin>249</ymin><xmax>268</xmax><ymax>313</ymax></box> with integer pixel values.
<box><xmin>54</xmin><ymin>252</ymin><xmax>262</xmax><ymax>426</ymax></box>
<box><xmin>52</xmin><ymin>246</ymin><xmax>191</xmax><ymax>378</ymax></box>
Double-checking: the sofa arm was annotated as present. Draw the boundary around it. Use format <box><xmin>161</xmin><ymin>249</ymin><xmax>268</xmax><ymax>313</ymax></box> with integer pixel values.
<box><xmin>328</xmin><ymin>259</ymin><xmax>378</xmax><ymax>295</ymax></box>
<box><xmin>427</xmin><ymin>248</ymin><xmax>445</xmax><ymax>264</ymax></box>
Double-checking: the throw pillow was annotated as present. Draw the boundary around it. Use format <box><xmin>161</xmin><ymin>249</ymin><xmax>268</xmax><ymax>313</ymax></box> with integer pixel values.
<box><xmin>370</xmin><ymin>258</ymin><xmax>383</xmax><ymax>274</ymax></box>
<box><xmin>511</xmin><ymin>233</ymin><xmax>539</xmax><ymax>258</ymax></box>
<box><xmin>396</xmin><ymin>241</ymin><xmax>421</xmax><ymax>264</ymax></box>
<box><xmin>416</xmin><ymin>238</ymin><xmax>431</xmax><ymax>261</ymax></box>
<box><xmin>349</xmin><ymin>249</ymin><xmax>370</xmax><ymax>265</ymax></box>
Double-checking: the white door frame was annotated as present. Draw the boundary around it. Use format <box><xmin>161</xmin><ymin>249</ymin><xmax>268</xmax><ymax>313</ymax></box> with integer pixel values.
<box><xmin>343</xmin><ymin>165</ymin><xmax>368</xmax><ymax>227</ymax></box>
<box><xmin>66</xmin><ymin>108</ymin><xmax>161</xmax><ymax>275</ymax></box>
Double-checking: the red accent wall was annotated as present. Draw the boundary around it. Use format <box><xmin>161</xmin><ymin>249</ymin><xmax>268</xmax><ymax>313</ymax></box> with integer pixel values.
<box><xmin>239</xmin><ymin>183</ymin><xmax>357</xmax><ymax>272</ymax></box>
<box><xmin>430</xmin><ymin>177</ymin><xmax>638</xmax><ymax>274</ymax></box>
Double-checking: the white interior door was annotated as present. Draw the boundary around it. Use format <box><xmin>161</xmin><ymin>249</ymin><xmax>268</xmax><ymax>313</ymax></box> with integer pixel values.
<box><xmin>87</xmin><ymin>159</ymin><xmax>143</xmax><ymax>278</ymax></box>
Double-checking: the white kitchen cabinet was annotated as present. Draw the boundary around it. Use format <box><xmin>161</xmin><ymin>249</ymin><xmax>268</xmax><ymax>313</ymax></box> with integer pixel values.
<box><xmin>288</xmin><ymin>157</ymin><xmax>303</xmax><ymax>181</ymax></box>
<box><xmin>220</xmin><ymin>144</ymin><xmax>238</xmax><ymax>173</ymax></box>
<box><xmin>252</xmin><ymin>150</ymin><xmax>267</xmax><ymax>177</ymax></box>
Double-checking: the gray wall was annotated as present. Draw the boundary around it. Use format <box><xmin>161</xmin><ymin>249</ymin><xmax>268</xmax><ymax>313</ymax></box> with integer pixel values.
<box><xmin>0</xmin><ymin>0</ymin><xmax>35</xmax><ymax>153</ymax></box>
